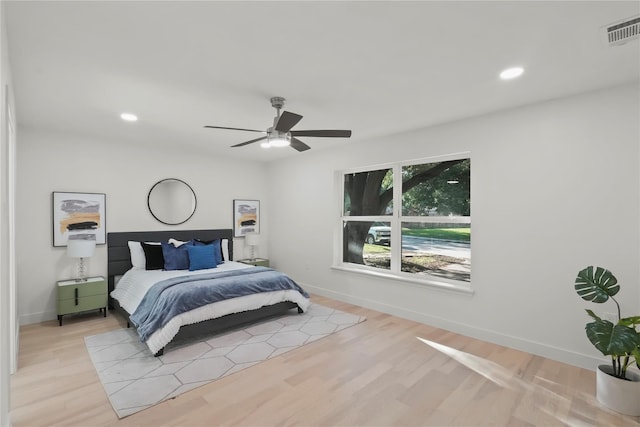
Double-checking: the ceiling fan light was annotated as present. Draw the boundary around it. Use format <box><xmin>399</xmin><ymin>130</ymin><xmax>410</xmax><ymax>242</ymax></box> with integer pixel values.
<box><xmin>499</xmin><ymin>67</ymin><xmax>524</xmax><ymax>80</ymax></box>
<box><xmin>260</xmin><ymin>141</ymin><xmax>271</xmax><ymax>149</ymax></box>
<box><xmin>120</xmin><ymin>112</ymin><xmax>138</xmax><ymax>122</ymax></box>
<box><xmin>268</xmin><ymin>134</ymin><xmax>291</xmax><ymax>147</ymax></box>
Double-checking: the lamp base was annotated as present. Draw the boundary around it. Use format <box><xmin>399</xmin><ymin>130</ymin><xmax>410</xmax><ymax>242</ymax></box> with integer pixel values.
<box><xmin>77</xmin><ymin>257</ymin><xmax>88</xmax><ymax>281</ymax></box>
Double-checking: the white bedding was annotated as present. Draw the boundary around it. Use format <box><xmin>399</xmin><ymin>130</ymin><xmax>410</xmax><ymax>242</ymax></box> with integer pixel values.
<box><xmin>110</xmin><ymin>261</ymin><xmax>310</xmax><ymax>355</ymax></box>
<box><xmin>111</xmin><ymin>261</ymin><xmax>250</xmax><ymax>314</ymax></box>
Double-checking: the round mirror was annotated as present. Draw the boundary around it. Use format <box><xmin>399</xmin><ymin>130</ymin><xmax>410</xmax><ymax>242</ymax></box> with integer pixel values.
<box><xmin>147</xmin><ymin>178</ymin><xmax>197</xmax><ymax>225</ymax></box>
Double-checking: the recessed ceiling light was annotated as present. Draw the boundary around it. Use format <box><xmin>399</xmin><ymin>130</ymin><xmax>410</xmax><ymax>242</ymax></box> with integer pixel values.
<box><xmin>499</xmin><ymin>67</ymin><xmax>524</xmax><ymax>80</ymax></box>
<box><xmin>120</xmin><ymin>112</ymin><xmax>138</xmax><ymax>122</ymax></box>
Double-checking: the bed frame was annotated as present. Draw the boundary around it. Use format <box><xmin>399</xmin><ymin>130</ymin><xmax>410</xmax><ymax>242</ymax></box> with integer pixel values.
<box><xmin>107</xmin><ymin>229</ymin><xmax>299</xmax><ymax>356</ymax></box>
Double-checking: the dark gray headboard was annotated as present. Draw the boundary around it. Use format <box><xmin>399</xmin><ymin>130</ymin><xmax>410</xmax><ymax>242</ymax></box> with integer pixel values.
<box><xmin>107</xmin><ymin>229</ymin><xmax>233</xmax><ymax>295</ymax></box>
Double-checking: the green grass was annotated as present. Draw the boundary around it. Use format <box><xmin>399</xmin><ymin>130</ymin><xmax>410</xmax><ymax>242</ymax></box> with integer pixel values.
<box><xmin>402</xmin><ymin>227</ymin><xmax>470</xmax><ymax>242</ymax></box>
<box><xmin>364</xmin><ymin>243</ymin><xmax>391</xmax><ymax>253</ymax></box>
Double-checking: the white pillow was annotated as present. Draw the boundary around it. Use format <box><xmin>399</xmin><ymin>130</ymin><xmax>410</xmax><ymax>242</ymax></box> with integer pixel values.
<box><xmin>127</xmin><ymin>241</ymin><xmax>160</xmax><ymax>269</ymax></box>
<box><xmin>168</xmin><ymin>238</ymin><xmax>188</xmax><ymax>247</ymax></box>
<box><xmin>127</xmin><ymin>241</ymin><xmax>144</xmax><ymax>269</ymax></box>
<box><xmin>221</xmin><ymin>238</ymin><xmax>229</xmax><ymax>262</ymax></box>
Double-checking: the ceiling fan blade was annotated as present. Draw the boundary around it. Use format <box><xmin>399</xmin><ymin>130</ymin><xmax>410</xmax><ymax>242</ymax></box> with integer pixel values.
<box><xmin>231</xmin><ymin>136</ymin><xmax>268</xmax><ymax>148</ymax></box>
<box><xmin>205</xmin><ymin>125</ymin><xmax>266</xmax><ymax>133</ymax></box>
<box><xmin>274</xmin><ymin>111</ymin><xmax>303</xmax><ymax>132</ymax></box>
<box><xmin>290</xmin><ymin>137</ymin><xmax>311</xmax><ymax>152</ymax></box>
<box><xmin>290</xmin><ymin>129</ymin><xmax>352</xmax><ymax>138</ymax></box>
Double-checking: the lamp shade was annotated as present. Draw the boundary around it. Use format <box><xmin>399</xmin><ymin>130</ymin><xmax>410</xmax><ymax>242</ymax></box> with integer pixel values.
<box><xmin>245</xmin><ymin>233</ymin><xmax>260</xmax><ymax>246</ymax></box>
<box><xmin>67</xmin><ymin>239</ymin><xmax>96</xmax><ymax>258</ymax></box>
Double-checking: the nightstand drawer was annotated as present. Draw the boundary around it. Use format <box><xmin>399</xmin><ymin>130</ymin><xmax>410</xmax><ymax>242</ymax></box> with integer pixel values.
<box><xmin>57</xmin><ymin>294</ymin><xmax>108</xmax><ymax>315</ymax></box>
<box><xmin>57</xmin><ymin>280</ymin><xmax>106</xmax><ymax>300</ymax></box>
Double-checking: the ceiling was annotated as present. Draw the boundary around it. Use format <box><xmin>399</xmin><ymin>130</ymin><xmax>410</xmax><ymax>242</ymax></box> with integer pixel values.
<box><xmin>5</xmin><ymin>1</ymin><xmax>640</xmax><ymax>162</ymax></box>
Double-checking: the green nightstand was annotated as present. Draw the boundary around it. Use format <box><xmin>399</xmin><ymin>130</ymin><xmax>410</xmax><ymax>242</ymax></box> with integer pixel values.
<box><xmin>57</xmin><ymin>276</ymin><xmax>107</xmax><ymax>326</ymax></box>
<box><xmin>238</xmin><ymin>258</ymin><xmax>270</xmax><ymax>267</ymax></box>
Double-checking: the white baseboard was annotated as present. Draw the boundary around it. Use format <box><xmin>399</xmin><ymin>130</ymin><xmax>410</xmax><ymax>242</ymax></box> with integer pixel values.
<box><xmin>19</xmin><ymin>310</ymin><xmax>56</xmax><ymax>326</ymax></box>
<box><xmin>302</xmin><ymin>282</ymin><xmax>604</xmax><ymax>371</ymax></box>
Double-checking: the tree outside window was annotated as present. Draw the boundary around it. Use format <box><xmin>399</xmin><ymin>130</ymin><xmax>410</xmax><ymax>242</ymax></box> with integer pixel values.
<box><xmin>341</xmin><ymin>157</ymin><xmax>470</xmax><ymax>283</ymax></box>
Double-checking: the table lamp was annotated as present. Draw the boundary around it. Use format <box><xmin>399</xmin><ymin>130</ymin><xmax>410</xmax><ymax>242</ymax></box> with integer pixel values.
<box><xmin>67</xmin><ymin>238</ymin><xmax>96</xmax><ymax>281</ymax></box>
<box><xmin>245</xmin><ymin>233</ymin><xmax>260</xmax><ymax>261</ymax></box>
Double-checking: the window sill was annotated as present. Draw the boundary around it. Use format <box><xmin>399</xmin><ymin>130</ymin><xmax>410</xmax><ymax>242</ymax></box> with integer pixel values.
<box><xmin>331</xmin><ymin>264</ymin><xmax>474</xmax><ymax>295</ymax></box>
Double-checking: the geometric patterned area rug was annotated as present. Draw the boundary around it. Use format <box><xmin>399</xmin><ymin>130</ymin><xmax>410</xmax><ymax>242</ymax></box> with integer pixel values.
<box><xmin>84</xmin><ymin>303</ymin><xmax>365</xmax><ymax>418</ymax></box>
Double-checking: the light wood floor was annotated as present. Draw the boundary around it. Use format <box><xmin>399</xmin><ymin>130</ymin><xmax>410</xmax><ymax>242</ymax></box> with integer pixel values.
<box><xmin>10</xmin><ymin>295</ymin><xmax>640</xmax><ymax>426</ymax></box>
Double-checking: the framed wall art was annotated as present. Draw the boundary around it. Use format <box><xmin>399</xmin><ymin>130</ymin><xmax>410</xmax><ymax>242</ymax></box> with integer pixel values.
<box><xmin>52</xmin><ymin>191</ymin><xmax>106</xmax><ymax>247</ymax></box>
<box><xmin>233</xmin><ymin>199</ymin><xmax>259</xmax><ymax>237</ymax></box>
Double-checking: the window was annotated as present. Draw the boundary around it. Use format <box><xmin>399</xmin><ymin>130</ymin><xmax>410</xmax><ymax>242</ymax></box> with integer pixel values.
<box><xmin>338</xmin><ymin>155</ymin><xmax>471</xmax><ymax>288</ymax></box>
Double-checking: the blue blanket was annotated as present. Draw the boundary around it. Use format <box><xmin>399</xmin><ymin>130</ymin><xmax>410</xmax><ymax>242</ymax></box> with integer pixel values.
<box><xmin>130</xmin><ymin>267</ymin><xmax>309</xmax><ymax>342</ymax></box>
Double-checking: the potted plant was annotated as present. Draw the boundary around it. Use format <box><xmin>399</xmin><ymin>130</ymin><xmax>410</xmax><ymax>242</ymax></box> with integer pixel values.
<box><xmin>574</xmin><ymin>266</ymin><xmax>640</xmax><ymax>416</ymax></box>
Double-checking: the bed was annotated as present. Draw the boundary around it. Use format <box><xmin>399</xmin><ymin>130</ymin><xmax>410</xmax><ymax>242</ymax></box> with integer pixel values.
<box><xmin>107</xmin><ymin>229</ymin><xmax>310</xmax><ymax>356</ymax></box>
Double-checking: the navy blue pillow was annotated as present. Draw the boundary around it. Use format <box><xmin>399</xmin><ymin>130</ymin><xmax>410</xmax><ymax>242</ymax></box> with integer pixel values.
<box><xmin>187</xmin><ymin>244</ymin><xmax>217</xmax><ymax>271</ymax></box>
<box><xmin>193</xmin><ymin>239</ymin><xmax>223</xmax><ymax>264</ymax></box>
<box><xmin>161</xmin><ymin>241</ymin><xmax>190</xmax><ymax>270</ymax></box>
<box><xmin>141</xmin><ymin>242</ymin><xmax>164</xmax><ymax>270</ymax></box>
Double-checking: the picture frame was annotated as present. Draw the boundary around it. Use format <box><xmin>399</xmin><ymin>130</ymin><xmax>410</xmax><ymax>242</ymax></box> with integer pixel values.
<box><xmin>52</xmin><ymin>191</ymin><xmax>106</xmax><ymax>247</ymax></box>
<box><xmin>233</xmin><ymin>199</ymin><xmax>260</xmax><ymax>237</ymax></box>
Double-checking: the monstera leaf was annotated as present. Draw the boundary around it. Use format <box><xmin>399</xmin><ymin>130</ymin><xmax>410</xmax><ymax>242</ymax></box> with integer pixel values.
<box><xmin>619</xmin><ymin>316</ymin><xmax>640</xmax><ymax>369</ymax></box>
<box><xmin>585</xmin><ymin>312</ymin><xmax>640</xmax><ymax>357</ymax></box>
<box><xmin>618</xmin><ymin>315</ymin><xmax>640</xmax><ymax>328</ymax></box>
<box><xmin>575</xmin><ymin>266</ymin><xmax>619</xmax><ymax>303</ymax></box>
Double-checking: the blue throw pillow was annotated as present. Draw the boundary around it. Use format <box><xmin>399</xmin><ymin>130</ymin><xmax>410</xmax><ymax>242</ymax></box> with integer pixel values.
<box><xmin>161</xmin><ymin>241</ymin><xmax>190</xmax><ymax>270</ymax></box>
<box><xmin>187</xmin><ymin>244</ymin><xmax>217</xmax><ymax>271</ymax></box>
<box><xmin>193</xmin><ymin>239</ymin><xmax>223</xmax><ymax>264</ymax></box>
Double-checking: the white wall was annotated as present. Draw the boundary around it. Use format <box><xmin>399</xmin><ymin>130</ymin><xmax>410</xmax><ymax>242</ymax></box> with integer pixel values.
<box><xmin>267</xmin><ymin>84</ymin><xmax>640</xmax><ymax>370</ymax></box>
<box><xmin>16</xmin><ymin>129</ymin><xmax>269</xmax><ymax>325</ymax></box>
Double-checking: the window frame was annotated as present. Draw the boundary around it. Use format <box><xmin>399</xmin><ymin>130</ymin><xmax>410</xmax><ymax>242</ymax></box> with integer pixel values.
<box><xmin>333</xmin><ymin>152</ymin><xmax>473</xmax><ymax>294</ymax></box>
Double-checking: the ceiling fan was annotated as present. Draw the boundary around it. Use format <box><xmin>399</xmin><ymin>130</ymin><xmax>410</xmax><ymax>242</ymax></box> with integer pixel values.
<box><xmin>204</xmin><ymin>97</ymin><xmax>352</xmax><ymax>152</ymax></box>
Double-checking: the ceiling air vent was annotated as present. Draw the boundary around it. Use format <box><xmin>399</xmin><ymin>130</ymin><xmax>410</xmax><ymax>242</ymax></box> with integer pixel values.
<box><xmin>603</xmin><ymin>15</ymin><xmax>640</xmax><ymax>46</ymax></box>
